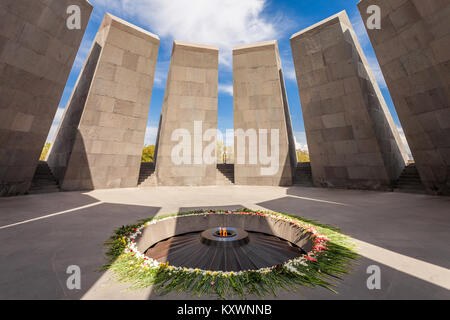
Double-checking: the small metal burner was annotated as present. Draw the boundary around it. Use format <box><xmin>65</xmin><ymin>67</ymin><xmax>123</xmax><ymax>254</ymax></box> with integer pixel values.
<box><xmin>201</xmin><ymin>227</ymin><xmax>249</xmax><ymax>247</ymax></box>
<box><xmin>213</xmin><ymin>227</ymin><xmax>236</xmax><ymax>238</ymax></box>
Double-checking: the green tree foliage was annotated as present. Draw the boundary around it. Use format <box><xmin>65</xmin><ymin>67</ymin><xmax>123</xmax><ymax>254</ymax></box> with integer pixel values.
<box><xmin>297</xmin><ymin>150</ymin><xmax>310</xmax><ymax>163</ymax></box>
<box><xmin>40</xmin><ymin>143</ymin><xmax>51</xmax><ymax>161</ymax></box>
<box><xmin>217</xmin><ymin>140</ymin><xmax>224</xmax><ymax>163</ymax></box>
<box><xmin>142</xmin><ymin>145</ymin><xmax>155</xmax><ymax>163</ymax></box>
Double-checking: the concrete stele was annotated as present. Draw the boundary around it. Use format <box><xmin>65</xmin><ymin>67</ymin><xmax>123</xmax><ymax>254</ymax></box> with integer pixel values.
<box><xmin>290</xmin><ymin>11</ymin><xmax>408</xmax><ymax>190</ymax></box>
<box><xmin>358</xmin><ymin>0</ymin><xmax>450</xmax><ymax>195</ymax></box>
<box><xmin>47</xmin><ymin>13</ymin><xmax>160</xmax><ymax>191</ymax></box>
<box><xmin>155</xmin><ymin>41</ymin><xmax>219</xmax><ymax>186</ymax></box>
<box><xmin>0</xmin><ymin>0</ymin><xmax>92</xmax><ymax>195</ymax></box>
<box><xmin>233</xmin><ymin>40</ymin><xmax>297</xmax><ymax>186</ymax></box>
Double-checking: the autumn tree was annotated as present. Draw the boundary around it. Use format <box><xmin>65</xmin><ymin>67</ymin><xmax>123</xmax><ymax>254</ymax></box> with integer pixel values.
<box><xmin>297</xmin><ymin>150</ymin><xmax>310</xmax><ymax>163</ymax></box>
<box><xmin>40</xmin><ymin>143</ymin><xmax>51</xmax><ymax>161</ymax></box>
<box><xmin>142</xmin><ymin>145</ymin><xmax>155</xmax><ymax>163</ymax></box>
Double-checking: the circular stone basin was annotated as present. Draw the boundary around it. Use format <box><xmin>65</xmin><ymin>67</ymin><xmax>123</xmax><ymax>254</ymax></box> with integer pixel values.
<box><xmin>200</xmin><ymin>227</ymin><xmax>249</xmax><ymax>247</ymax></box>
<box><xmin>136</xmin><ymin>213</ymin><xmax>314</xmax><ymax>272</ymax></box>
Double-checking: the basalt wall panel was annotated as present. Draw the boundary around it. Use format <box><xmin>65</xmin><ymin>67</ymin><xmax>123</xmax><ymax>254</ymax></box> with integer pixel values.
<box><xmin>233</xmin><ymin>41</ymin><xmax>297</xmax><ymax>186</ymax></box>
<box><xmin>47</xmin><ymin>14</ymin><xmax>159</xmax><ymax>191</ymax></box>
<box><xmin>155</xmin><ymin>41</ymin><xmax>219</xmax><ymax>186</ymax></box>
<box><xmin>0</xmin><ymin>0</ymin><xmax>92</xmax><ymax>195</ymax></box>
<box><xmin>358</xmin><ymin>0</ymin><xmax>450</xmax><ymax>195</ymax></box>
<box><xmin>290</xmin><ymin>11</ymin><xmax>408</xmax><ymax>190</ymax></box>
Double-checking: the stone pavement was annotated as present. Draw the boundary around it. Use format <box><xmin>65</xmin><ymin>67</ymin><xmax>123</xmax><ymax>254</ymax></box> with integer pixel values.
<box><xmin>0</xmin><ymin>186</ymin><xmax>449</xmax><ymax>299</ymax></box>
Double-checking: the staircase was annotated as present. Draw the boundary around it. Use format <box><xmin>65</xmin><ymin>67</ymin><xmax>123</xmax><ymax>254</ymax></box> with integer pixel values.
<box><xmin>29</xmin><ymin>161</ymin><xmax>60</xmax><ymax>194</ymax></box>
<box><xmin>217</xmin><ymin>164</ymin><xmax>234</xmax><ymax>185</ymax></box>
<box><xmin>294</xmin><ymin>162</ymin><xmax>313</xmax><ymax>186</ymax></box>
<box><xmin>138</xmin><ymin>162</ymin><xmax>156</xmax><ymax>186</ymax></box>
<box><xmin>394</xmin><ymin>163</ymin><xmax>426</xmax><ymax>194</ymax></box>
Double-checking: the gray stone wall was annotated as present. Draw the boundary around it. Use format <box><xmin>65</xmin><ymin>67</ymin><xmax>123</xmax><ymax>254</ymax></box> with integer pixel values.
<box><xmin>233</xmin><ymin>41</ymin><xmax>296</xmax><ymax>186</ymax></box>
<box><xmin>358</xmin><ymin>0</ymin><xmax>450</xmax><ymax>195</ymax></box>
<box><xmin>290</xmin><ymin>11</ymin><xmax>408</xmax><ymax>190</ymax></box>
<box><xmin>155</xmin><ymin>41</ymin><xmax>219</xmax><ymax>186</ymax></box>
<box><xmin>0</xmin><ymin>0</ymin><xmax>92</xmax><ymax>195</ymax></box>
<box><xmin>48</xmin><ymin>14</ymin><xmax>159</xmax><ymax>191</ymax></box>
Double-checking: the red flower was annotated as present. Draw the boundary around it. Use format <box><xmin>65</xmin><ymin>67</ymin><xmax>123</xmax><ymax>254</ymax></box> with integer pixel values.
<box><xmin>304</xmin><ymin>256</ymin><xmax>318</xmax><ymax>262</ymax></box>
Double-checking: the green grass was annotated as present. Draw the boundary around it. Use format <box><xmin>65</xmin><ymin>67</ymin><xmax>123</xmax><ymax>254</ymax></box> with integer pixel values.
<box><xmin>102</xmin><ymin>209</ymin><xmax>358</xmax><ymax>299</ymax></box>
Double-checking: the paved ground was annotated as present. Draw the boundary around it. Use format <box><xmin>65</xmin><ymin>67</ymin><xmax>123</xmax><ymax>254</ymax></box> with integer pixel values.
<box><xmin>0</xmin><ymin>186</ymin><xmax>449</xmax><ymax>300</ymax></box>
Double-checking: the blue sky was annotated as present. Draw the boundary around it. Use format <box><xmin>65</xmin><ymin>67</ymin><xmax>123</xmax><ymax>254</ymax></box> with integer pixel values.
<box><xmin>47</xmin><ymin>0</ymin><xmax>409</xmax><ymax>153</ymax></box>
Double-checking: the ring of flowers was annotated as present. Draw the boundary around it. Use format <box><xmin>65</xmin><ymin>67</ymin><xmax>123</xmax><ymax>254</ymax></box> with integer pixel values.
<box><xmin>122</xmin><ymin>210</ymin><xmax>330</xmax><ymax>278</ymax></box>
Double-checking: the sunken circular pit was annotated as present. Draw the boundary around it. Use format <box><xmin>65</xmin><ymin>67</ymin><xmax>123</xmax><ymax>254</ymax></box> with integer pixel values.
<box><xmin>145</xmin><ymin>227</ymin><xmax>305</xmax><ymax>271</ymax></box>
<box><xmin>135</xmin><ymin>211</ymin><xmax>315</xmax><ymax>273</ymax></box>
<box><xmin>105</xmin><ymin>209</ymin><xmax>358</xmax><ymax>298</ymax></box>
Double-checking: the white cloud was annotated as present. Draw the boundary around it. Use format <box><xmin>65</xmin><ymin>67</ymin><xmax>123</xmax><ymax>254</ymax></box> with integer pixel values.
<box><xmin>294</xmin><ymin>131</ymin><xmax>308</xmax><ymax>151</ymax></box>
<box><xmin>283</xmin><ymin>67</ymin><xmax>297</xmax><ymax>82</ymax></box>
<box><xmin>218</xmin><ymin>84</ymin><xmax>233</xmax><ymax>96</ymax></box>
<box><xmin>153</xmin><ymin>60</ymin><xmax>170</xmax><ymax>88</ymax></box>
<box><xmin>350</xmin><ymin>12</ymin><xmax>387</xmax><ymax>89</ymax></box>
<box><xmin>91</xmin><ymin>0</ymin><xmax>282</xmax><ymax>66</ymax></box>
<box><xmin>46</xmin><ymin>108</ymin><xmax>66</xmax><ymax>143</ymax></box>
<box><xmin>366</xmin><ymin>55</ymin><xmax>387</xmax><ymax>89</ymax></box>
<box><xmin>351</xmin><ymin>13</ymin><xmax>370</xmax><ymax>48</ymax></box>
<box><xmin>73</xmin><ymin>38</ymin><xmax>93</xmax><ymax>72</ymax></box>
<box><xmin>144</xmin><ymin>126</ymin><xmax>159</xmax><ymax>146</ymax></box>
<box><xmin>397</xmin><ymin>126</ymin><xmax>413</xmax><ymax>160</ymax></box>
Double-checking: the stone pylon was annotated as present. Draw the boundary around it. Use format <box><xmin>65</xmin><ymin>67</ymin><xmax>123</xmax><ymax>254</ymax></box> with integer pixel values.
<box><xmin>358</xmin><ymin>0</ymin><xmax>450</xmax><ymax>195</ymax></box>
<box><xmin>290</xmin><ymin>11</ymin><xmax>408</xmax><ymax>190</ymax></box>
<box><xmin>0</xmin><ymin>0</ymin><xmax>92</xmax><ymax>196</ymax></box>
<box><xmin>155</xmin><ymin>41</ymin><xmax>219</xmax><ymax>186</ymax></box>
<box><xmin>47</xmin><ymin>14</ymin><xmax>159</xmax><ymax>191</ymax></box>
<box><xmin>233</xmin><ymin>41</ymin><xmax>297</xmax><ymax>186</ymax></box>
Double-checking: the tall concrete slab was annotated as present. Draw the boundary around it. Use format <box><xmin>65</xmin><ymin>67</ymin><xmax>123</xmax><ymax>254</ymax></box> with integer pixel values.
<box><xmin>233</xmin><ymin>41</ymin><xmax>297</xmax><ymax>186</ymax></box>
<box><xmin>155</xmin><ymin>41</ymin><xmax>219</xmax><ymax>186</ymax></box>
<box><xmin>47</xmin><ymin>14</ymin><xmax>159</xmax><ymax>191</ymax></box>
<box><xmin>358</xmin><ymin>0</ymin><xmax>450</xmax><ymax>195</ymax></box>
<box><xmin>0</xmin><ymin>0</ymin><xmax>92</xmax><ymax>195</ymax></box>
<box><xmin>290</xmin><ymin>11</ymin><xmax>408</xmax><ymax>190</ymax></box>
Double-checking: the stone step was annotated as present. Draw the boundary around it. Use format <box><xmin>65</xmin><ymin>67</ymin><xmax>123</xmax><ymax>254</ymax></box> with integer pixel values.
<box><xmin>32</xmin><ymin>175</ymin><xmax>57</xmax><ymax>181</ymax></box>
<box><xmin>29</xmin><ymin>182</ymin><xmax>59</xmax><ymax>187</ymax></box>
<box><xmin>294</xmin><ymin>162</ymin><xmax>313</xmax><ymax>186</ymax></box>
<box><xmin>295</xmin><ymin>182</ymin><xmax>314</xmax><ymax>187</ymax></box>
<box><xmin>397</xmin><ymin>175</ymin><xmax>421</xmax><ymax>181</ymax></box>
<box><xmin>394</xmin><ymin>187</ymin><xmax>426</xmax><ymax>194</ymax></box>
<box><xmin>29</xmin><ymin>188</ymin><xmax>61</xmax><ymax>194</ymax></box>
<box><xmin>216</xmin><ymin>171</ymin><xmax>234</xmax><ymax>184</ymax></box>
<box><xmin>216</xmin><ymin>165</ymin><xmax>235</xmax><ymax>184</ymax></box>
<box><xmin>30</xmin><ymin>162</ymin><xmax>60</xmax><ymax>194</ymax></box>
<box><xmin>397</xmin><ymin>179</ymin><xmax>422</xmax><ymax>184</ymax></box>
<box><xmin>30</xmin><ymin>184</ymin><xmax>60</xmax><ymax>190</ymax></box>
<box><xmin>394</xmin><ymin>164</ymin><xmax>426</xmax><ymax>194</ymax></box>
<box><xmin>138</xmin><ymin>162</ymin><xmax>157</xmax><ymax>186</ymax></box>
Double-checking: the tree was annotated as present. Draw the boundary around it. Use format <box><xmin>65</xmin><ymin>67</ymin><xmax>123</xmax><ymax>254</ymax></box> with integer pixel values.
<box><xmin>216</xmin><ymin>140</ymin><xmax>224</xmax><ymax>163</ymax></box>
<box><xmin>40</xmin><ymin>143</ymin><xmax>51</xmax><ymax>161</ymax></box>
<box><xmin>297</xmin><ymin>150</ymin><xmax>310</xmax><ymax>163</ymax></box>
<box><xmin>142</xmin><ymin>145</ymin><xmax>155</xmax><ymax>163</ymax></box>
<box><xmin>224</xmin><ymin>145</ymin><xmax>234</xmax><ymax>164</ymax></box>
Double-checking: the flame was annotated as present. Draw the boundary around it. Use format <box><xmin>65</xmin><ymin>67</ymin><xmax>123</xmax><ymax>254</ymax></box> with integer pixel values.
<box><xmin>219</xmin><ymin>227</ymin><xmax>228</xmax><ymax>237</ymax></box>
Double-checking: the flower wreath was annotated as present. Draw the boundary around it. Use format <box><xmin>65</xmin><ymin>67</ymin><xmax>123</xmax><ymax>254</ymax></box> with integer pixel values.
<box><xmin>104</xmin><ymin>209</ymin><xmax>357</xmax><ymax>298</ymax></box>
